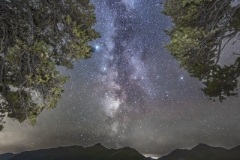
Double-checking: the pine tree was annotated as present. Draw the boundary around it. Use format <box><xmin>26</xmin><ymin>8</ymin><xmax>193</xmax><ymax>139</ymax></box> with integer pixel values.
<box><xmin>0</xmin><ymin>0</ymin><xmax>100</xmax><ymax>130</ymax></box>
<box><xmin>163</xmin><ymin>0</ymin><xmax>240</xmax><ymax>101</ymax></box>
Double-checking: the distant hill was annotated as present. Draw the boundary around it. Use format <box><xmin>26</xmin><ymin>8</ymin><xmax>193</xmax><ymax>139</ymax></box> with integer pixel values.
<box><xmin>0</xmin><ymin>153</ymin><xmax>15</xmax><ymax>160</ymax></box>
<box><xmin>158</xmin><ymin>143</ymin><xmax>240</xmax><ymax>160</ymax></box>
<box><xmin>147</xmin><ymin>157</ymin><xmax>156</xmax><ymax>160</ymax></box>
<box><xmin>1</xmin><ymin>143</ymin><xmax>240</xmax><ymax>160</ymax></box>
<box><xmin>1</xmin><ymin>143</ymin><xmax>148</xmax><ymax>160</ymax></box>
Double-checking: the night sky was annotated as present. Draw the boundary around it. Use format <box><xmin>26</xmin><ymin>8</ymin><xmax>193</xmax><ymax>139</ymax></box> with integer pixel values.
<box><xmin>1</xmin><ymin>0</ymin><xmax>240</xmax><ymax>159</ymax></box>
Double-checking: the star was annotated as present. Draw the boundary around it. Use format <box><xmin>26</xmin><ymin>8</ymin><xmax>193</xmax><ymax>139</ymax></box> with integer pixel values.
<box><xmin>95</xmin><ymin>45</ymin><xmax>100</xmax><ymax>50</ymax></box>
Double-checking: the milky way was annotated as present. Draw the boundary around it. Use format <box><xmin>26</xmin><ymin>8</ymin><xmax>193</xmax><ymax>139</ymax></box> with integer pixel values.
<box><xmin>1</xmin><ymin>0</ymin><xmax>240</xmax><ymax>158</ymax></box>
<box><xmin>94</xmin><ymin>0</ymin><xmax>157</xmax><ymax>130</ymax></box>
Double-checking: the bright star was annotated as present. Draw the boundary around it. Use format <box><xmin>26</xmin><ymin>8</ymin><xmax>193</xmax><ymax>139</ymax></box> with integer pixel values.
<box><xmin>95</xmin><ymin>45</ymin><xmax>99</xmax><ymax>50</ymax></box>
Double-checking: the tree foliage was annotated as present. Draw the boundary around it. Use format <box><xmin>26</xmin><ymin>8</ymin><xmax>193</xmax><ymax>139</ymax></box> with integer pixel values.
<box><xmin>0</xmin><ymin>0</ymin><xmax>100</xmax><ymax>130</ymax></box>
<box><xmin>163</xmin><ymin>0</ymin><xmax>240</xmax><ymax>102</ymax></box>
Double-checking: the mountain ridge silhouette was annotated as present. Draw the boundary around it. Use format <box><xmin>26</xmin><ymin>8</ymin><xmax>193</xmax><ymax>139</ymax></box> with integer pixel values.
<box><xmin>158</xmin><ymin>143</ymin><xmax>240</xmax><ymax>160</ymax></box>
<box><xmin>0</xmin><ymin>143</ymin><xmax>146</xmax><ymax>160</ymax></box>
<box><xmin>1</xmin><ymin>143</ymin><xmax>240</xmax><ymax>160</ymax></box>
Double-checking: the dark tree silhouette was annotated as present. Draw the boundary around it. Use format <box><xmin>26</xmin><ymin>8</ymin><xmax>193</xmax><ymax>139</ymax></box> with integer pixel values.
<box><xmin>0</xmin><ymin>0</ymin><xmax>100</xmax><ymax>130</ymax></box>
<box><xmin>163</xmin><ymin>0</ymin><xmax>240</xmax><ymax>102</ymax></box>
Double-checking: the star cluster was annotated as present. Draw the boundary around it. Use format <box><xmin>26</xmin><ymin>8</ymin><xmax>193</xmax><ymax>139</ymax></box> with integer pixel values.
<box><xmin>0</xmin><ymin>0</ymin><xmax>240</xmax><ymax>158</ymax></box>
